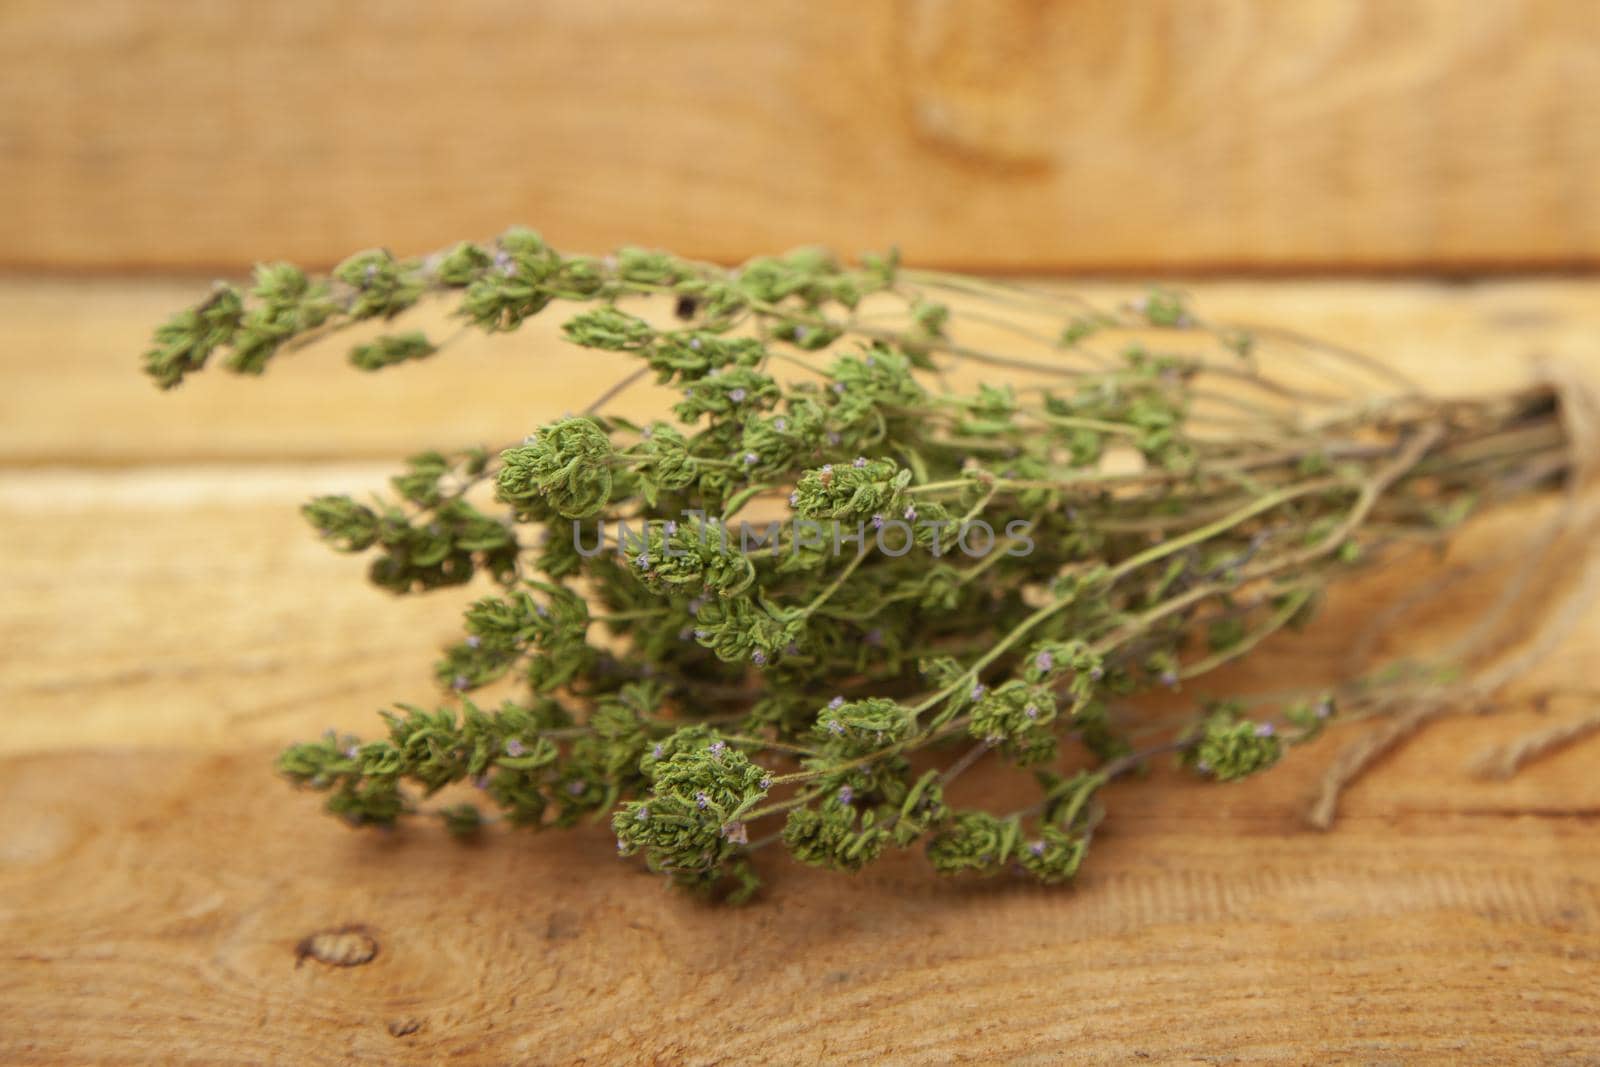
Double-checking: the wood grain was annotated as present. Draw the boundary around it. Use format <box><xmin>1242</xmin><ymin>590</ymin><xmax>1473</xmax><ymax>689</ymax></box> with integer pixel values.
<box><xmin>3</xmin><ymin>0</ymin><xmax>1599</xmax><ymax>273</ymax></box>
<box><xmin>1</xmin><ymin>734</ymin><xmax>1598</xmax><ymax>1064</ymax></box>
<box><xmin>3</xmin><ymin>277</ymin><xmax>1600</xmax><ymax>1062</ymax></box>
<box><xmin>2</xmin><ymin>466</ymin><xmax>1594</xmax><ymax>759</ymax></box>
<box><xmin>7</xmin><ymin>276</ymin><xmax>1600</xmax><ymax>466</ymax></box>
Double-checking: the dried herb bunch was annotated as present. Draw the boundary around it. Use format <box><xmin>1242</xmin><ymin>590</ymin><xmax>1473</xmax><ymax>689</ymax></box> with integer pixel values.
<box><xmin>143</xmin><ymin>230</ymin><xmax>1577</xmax><ymax>901</ymax></box>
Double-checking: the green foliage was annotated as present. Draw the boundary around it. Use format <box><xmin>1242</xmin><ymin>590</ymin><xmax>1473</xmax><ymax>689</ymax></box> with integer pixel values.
<box><xmin>613</xmin><ymin>730</ymin><xmax>771</xmax><ymax>896</ymax></box>
<box><xmin>1182</xmin><ymin>703</ymin><xmax>1285</xmax><ymax>782</ymax></box>
<box><xmin>783</xmin><ymin>798</ymin><xmax>890</xmax><ymax>872</ymax></box>
<box><xmin>813</xmin><ymin>697</ymin><xmax>916</xmax><ymax>755</ymax></box>
<box><xmin>497</xmin><ymin>417</ymin><xmax>616</xmax><ymax>519</ymax></box>
<box><xmin>562</xmin><ymin>306</ymin><xmax>655</xmax><ymax>351</ymax></box>
<box><xmin>143</xmin><ymin>284</ymin><xmax>244</xmax><ymax>389</ymax></box>
<box><xmin>434</xmin><ymin>583</ymin><xmax>593</xmax><ymax>693</ymax></box>
<box><xmin>673</xmin><ymin>368</ymin><xmax>781</xmax><ymax>422</ymax></box>
<box><xmin>334</xmin><ymin>249</ymin><xmax>426</xmax><ymax>321</ymax></box>
<box><xmin>791</xmin><ymin>458</ymin><xmax>911</xmax><ymax>522</ymax></box>
<box><xmin>350</xmin><ymin>331</ymin><xmax>436</xmax><ymax>371</ymax></box>
<box><xmin>302</xmin><ymin>495</ymin><xmax>381</xmax><ymax>552</ymax></box>
<box><xmin>228</xmin><ymin>262</ymin><xmax>338</xmax><ymax>376</ymax></box>
<box><xmin>1137</xmin><ymin>287</ymin><xmax>1192</xmax><ymax>328</ymax></box>
<box><xmin>927</xmin><ymin>810</ymin><xmax>1022</xmax><ymax>876</ymax></box>
<box><xmin>142</xmin><ymin>228</ymin><xmax>1569</xmax><ymax>902</ymax></box>
<box><xmin>969</xmin><ymin>681</ymin><xmax>1059</xmax><ymax>764</ymax></box>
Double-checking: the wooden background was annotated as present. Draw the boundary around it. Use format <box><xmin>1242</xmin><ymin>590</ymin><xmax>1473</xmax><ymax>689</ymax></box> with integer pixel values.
<box><xmin>5</xmin><ymin>1</ymin><xmax>1600</xmax><ymax>1063</ymax></box>
<box><xmin>3</xmin><ymin>279</ymin><xmax>1600</xmax><ymax>1063</ymax></box>
<box><xmin>1</xmin><ymin>0</ymin><xmax>1598</xmax><ymax>274</ymax></box>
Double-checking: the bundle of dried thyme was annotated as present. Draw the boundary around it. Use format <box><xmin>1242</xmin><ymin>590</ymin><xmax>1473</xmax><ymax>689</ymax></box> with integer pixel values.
<box><xmin>142</xmin><ymin>230</ymin><xmax>1582</xmax><ymax>901</ymax></box>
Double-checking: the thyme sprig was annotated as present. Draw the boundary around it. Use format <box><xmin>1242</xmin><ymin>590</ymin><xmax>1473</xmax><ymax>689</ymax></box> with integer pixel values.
<box><xmin>144</xmin><ymin>229</ymin><xmax>1576</xmax><ymax>902</ymax></box>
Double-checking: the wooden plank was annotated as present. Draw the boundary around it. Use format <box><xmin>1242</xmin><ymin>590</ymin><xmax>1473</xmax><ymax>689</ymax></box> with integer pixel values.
<box><xmin>3</xmin><ymin>0</ymin><xmax>1599</xmax><ymax>273</ymax></box>
<box><xmin>0</xmin><ymin>469</ymin><xmax>478</xmax><ymax>753</ymax></box>
<box><xmin>1</xmin><ymin>737</ymin><xmax>1597</xmax><ymax>1064</ymax></box>
<box><xmin>4</xmin><ymin>276</ymin><xmax>1600</xmax><ymax>1060</ymax></box>
<box><xmin>6</xmin><ymin>276</ymin><xmax>1600</xmax><ymax>466</ymax></box>
<box><xmin>3</xmin><ymin>470</ymin><xmax>1597</xmax><ymax>759</ymax></box>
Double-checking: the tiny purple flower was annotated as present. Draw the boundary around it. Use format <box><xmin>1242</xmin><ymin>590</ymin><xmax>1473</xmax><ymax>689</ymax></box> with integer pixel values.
<box><xmin>689</xmin><ymin>337</ymin><xmax>702</xmax><ymax>351</ymax></box>
<box><xmin>693</xmin><ymin>628</ymin><xmax>709</xmax><ymax>639</ymax></box>
<box><xmin>1089</xmin><ymin>665</ymin><xmax>1104</xmax><ymax>681</ymax></box>
<box><xmin>465</xmin><ymin>634</ymin><xmax>482</xmax><ymax>650</ymax></box>
<box><xmin>872</xmin><ymin>514</ymin><xmax>885</xmax><ymax>529</ymax></box>
<box><xmin>903</xmin><ymin>505</ymin><xmax>917</xmax><ymax>521</ymax></box>
<box><xmin>1035</xmin><ymin>651</ymin><xmax>1054</xmax><ymax>672</ymax></box>
<box><xmin>743</xmin><ymin>452</ymin><xmax>759</xmax><ymax>465</ymax></box>
<box><xmin>1030</xmin><ymin>841</ymin><xmax>1046</xmax><ymax>857</ymax></box>
<box><xmin>505</xmin><ymin>739</ymin><xmax>526</xmax><ymax>757</ymax></box>
<box><xmin>837</xmin><ymin>785</ymin><xmax>854</xmax><ymax>805</ymax></box>
<box><xmin>759</xmin><ymin>776</ymin><xmax>772</xmax><ymax>790</ymax></box>
<box><xmin>1161</xmin><ymin>670</ymin><xmax>1178</xmax><ymax>689</ymax></box>
<box><xmin>853</xmin><ymin>456</ymin><xmax>868</xmax><ymax>469</ymax></box>
<box><xmin>708</xmin><ymin>741</ymin><xmax>727</xmax><ymax>758</ymax></box>
<box><xmin>751</xmin><ymin>649</ymin><xmax>767</xmax><ymax>666</ymax></box>
<box><xmin>695</xmin><ymin>792</ymin><xmax>710</xmax><ymax>810</ymax></box>
<box><xmin>730</xmin><ymin>388</ymin><xmax>748</xmax><ymax>404</ymax></box>
<box><xmin>828</xmin><ymin>720</ymin><xmax>845</xmax><ymax>736</ymax></box>
<box><xmin>635</xmin><ymin>553</ymin><xmax>650</xmax><ymax>570</ymax></box>
<box><xmin>344</xmin><ymin>745</ymin><xmax>359</xmax><ymax>759</ymax></box>
<box><xmin>821</xmin><ymin>464</ymin><xmax>833</xmax><ymax>473</ymax></box>
<box><xmin>1195</xmin><ymin>760</ymin><xmax>1211</xmax><ymax>774</ymax></box>
<box><xmin>829</xmin><ymin>696</ymin><xmax>845</xmax><ymax>710</ymax></box>
<box><xmin>452</xmin><ymin>675</ymin><xmax>470</xmax><ymax>691</ymax></box>
<box><xmin>832</xmin><ymin>382</ymin><xmax>846</xmax><ymax>395</ymax></box>
<box><xmin>652</xmin><ymin>743</ymin><xmax>665</xmax><ymax>759</ymax></box>
<box><xmin>775</xmin><ymin>417</ymin><xmax>788</xmax><ymax>431</ymax></box>
<box><xmin>788</xmin><ymin>491</ymin><xmax>800</xmax><ymax>507</ymax></box>
<box><xmin>1025</xmin><ymin>704</ymin><xmax>1039</xmax><ymax>720</ymax></box>
<box><xmin>1254</xmin><ymin>722</ymin><xmax>1275</xmax><ymax>737</ymax></box>
<box><xmin>971</xmin><ymin>683</ymin><xmax>987</xmax><ymax>701</ymax></box>
<box><xmin>636</xmin><ymin>806</ymin><xmax>649</xmax><ymax>821</ymax></box>
<box><xmin>664</xmin><ymin>520</ymin><xmax>678</xmax><ymax>536</ymax></box>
